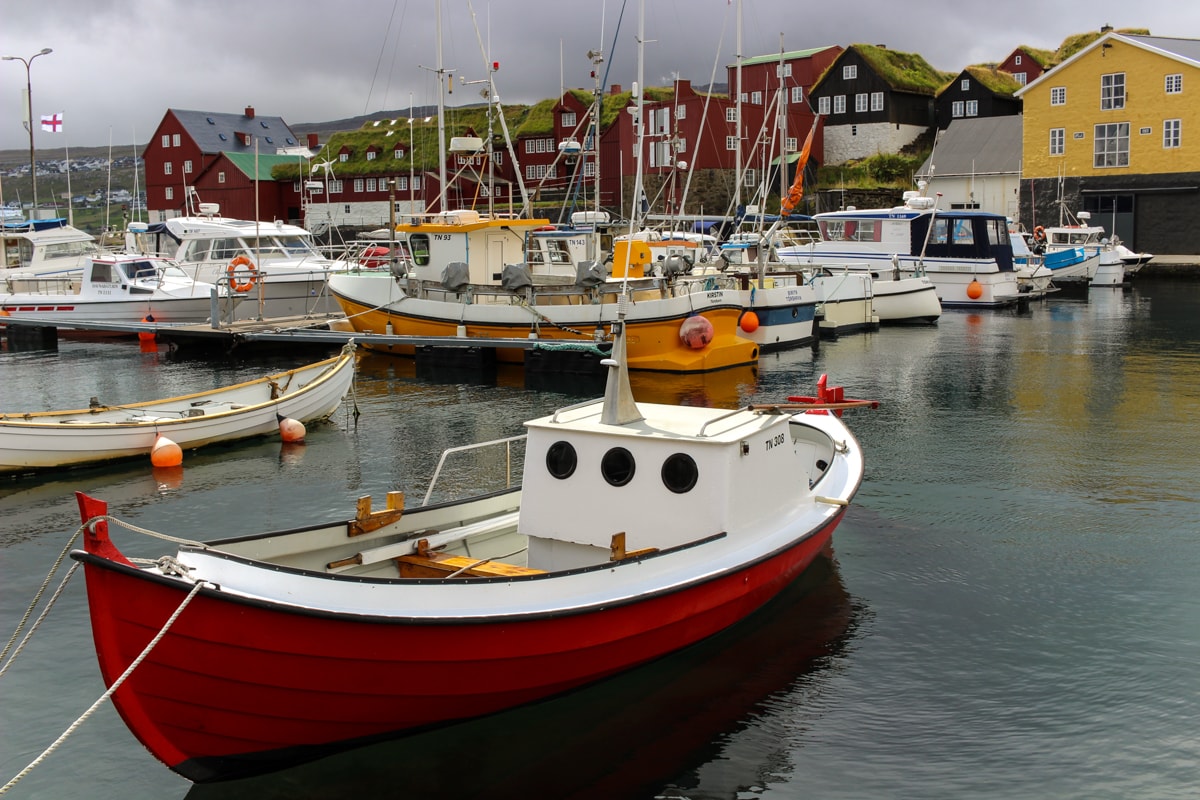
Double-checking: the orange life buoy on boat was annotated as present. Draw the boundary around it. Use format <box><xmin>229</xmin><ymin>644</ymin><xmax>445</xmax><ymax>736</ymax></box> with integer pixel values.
<box><xmin>226</xmin><ymin>255</ymin><xmax>257</xmax><ymax>292</ymax></box>
<box><xmin>1032</xmin><ymin>226</ymin><xmax>1046</xmax><ymax>243</ymax></box>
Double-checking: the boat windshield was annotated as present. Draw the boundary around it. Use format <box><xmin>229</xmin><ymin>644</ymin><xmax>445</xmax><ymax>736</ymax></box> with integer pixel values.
<box><xmin>118</xmin><ymin>260</ymin><xmax>163</xmax><ymax>281</ymax></box>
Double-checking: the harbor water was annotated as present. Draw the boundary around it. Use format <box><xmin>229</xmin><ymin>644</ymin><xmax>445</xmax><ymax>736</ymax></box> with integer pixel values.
<box><xmin>2</xmin><ymin>280</ymin><xmax>1198</xmax><ymax>799</ymax></box>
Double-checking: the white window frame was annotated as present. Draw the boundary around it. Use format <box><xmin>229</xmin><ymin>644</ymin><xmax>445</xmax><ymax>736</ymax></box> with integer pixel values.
<box><xmin>218</xmin><ymin>171</ymin><xmax>226</xmax><ymax>184</ymax></box>
<box><xmin>1051</xmin><ymin>86</ymin><xmax>1066</xmax><ymax>106</ymax></box>
<box><xmin>855</xmin><ymin>93</ymin><xmax>868</xmax><ymax>113</ymax></box>
<box><xmin>843</xmin><ymin>65</ymin><xmax>857</xmax><ymax>80</ymax></box>
<box><xmin>163</xmin><ymin>161</ymin><xmax>173</xmax><ymax>175</ymax></box>
<box><xmin>161</xmin><ymin>134</ymin><xmax>170</xmax><ymax>148</ymax></box>
<box><xmin>726</xmin><ymin>135</ymin><xmax>738</xmax><ymax>150</ymax></box>
<box><xmin>1015</xmin><ymin>54</ymin><xmax>1023</xmax><ymax>66</ymax></box>
<box><xmin>833</xmin><ymin>95</ymin><xmax>846</xmax><ymax>114</ymax></box>
<box><xmin>1094</xmin><ymin>122</ymin><xmax>1130</xmax><ymax>168</ymax></box>
<box><xmin>367</xmin><ymin>151</ymin><xmax>376</xmax><ymax>161</ymax></box>
<box><xmin>726</xmin><ymin>107</ymin><xmax>738</xmax><ymax>123</ymax></box>
<box><xmin>184</xmin><ymin>160</ymin><xmax>193</xmax><ymax>174</ymax></box>
<box><xmin>172</xmin><ymin>134</ymin><xmax>181</xmax><ymax>147</ymax></box>
<box><xmin>786</xmin><ymin>137</ymin><xmax>797</xmax><ymax>151</ymax></box>
<box><xmin>792</xmin><ymin>86</ymin><xmax>803</xmax><ymax>103</ymax></box>
<box><xmin>165</xmin><ymin>186</ymin><xmax>173</xmax><ymax>200</ymax></box>
<box><xmin>966</xmin><ymin>100</ymin><xmax>978</xmax><ymax>117</ymax></box>
<box><xmin>961</xmin><ymin>79</ymin><xmax>970</xmax><ymax>91</ymax></box>
<box><xmin>870</xmin><ymin>92</ymin><xmax>884</xmax><ymax>111</ymax></box>
<box><xmin>339</xmin><ymin>152</ymin><xmax>349</xmax><ymax>162</ymax></box>
<box><xmin>367</xmin><ymin>178</ymin><xmax>378</xmax><ymax>192</ymax></box>
<box><xmin>562</xmin><ymin>111</ymin><xmax>577</xmax><ymax>127</ymax></box>
<box><xmin>1014</xmin><ymin>73</ymin><xmax>1027</xmax><ymax>86</ymax></box>
<box><xmin>751</xmin><ymin>91</ymin><xmax>763</xmax><ymax>105</ymax></box>
<box><xmin>952</xmin><ymin>101</ymin><xmax>964</xmax><ymax>118</ymax></box>
<box><xmin>818</xmin><ymin>96</ymin><xmax>831</xmax><ymax>115</ymax></box>
<box><xmin>676</xmin><ymin>105</ymin><xmax>686</xmax><ymax>120</ymax></box>
<box><xmin>1164</xmin><ymin>118</ymin><xmax>1181</xmax><ymax>148</ymax></box>
<box><xmin>776</xmin><ymin>63</ymin><xmax>792</xmax><ymax>78</ymax></box>
<box><xmin>1050</xmin><ymin>128</ymin><xmax>1065</xmax><ymax>156</ymax></box>
<box><xmin>1101</xmin><ymin>73</ymin><xmax>1126</xmax><ymax>110</ymax></box>
<box><xmin>353</xmin><ymin>178</ymin><xmax>364</xmax><ymax>193</ymax></box>
<box><xmin>1166</xmin><ymin>74</ymin><xmax>1183</xmax><ymax>94</ymax></box>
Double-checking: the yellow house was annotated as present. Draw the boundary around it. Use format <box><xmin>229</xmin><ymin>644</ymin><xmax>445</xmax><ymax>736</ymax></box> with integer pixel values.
<box><xmin>1016</xmin><ymin>31</ymin><xmax>1200</xmax><ymax>254</ymax></box>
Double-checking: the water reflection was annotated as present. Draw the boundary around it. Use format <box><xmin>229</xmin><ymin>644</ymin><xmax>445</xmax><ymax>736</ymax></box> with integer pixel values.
<box><xmin>185</xmin><ymin>550</ymin><xmax>857</xmax><ymax>800</ymax></box>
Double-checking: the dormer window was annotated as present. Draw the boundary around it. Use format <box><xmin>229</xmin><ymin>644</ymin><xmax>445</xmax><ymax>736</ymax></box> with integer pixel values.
<box><xmin>562</xmin><ymin>111</ymin><xmax>577</xmax><ymax>127</ymax></box>
<box><xmin>367</xmin><ymin>151</ymin><xmax>377</xmax><ymax>161</ymax></box>
<box><xmin>395</xmin><ymin>147</ymin><xmax>405</xmax><ymax>159</ymax></box>
<box><xmin>340</xmin><ymin>153</ymin><xmax>349</xmax><ymax>162</ymax></box>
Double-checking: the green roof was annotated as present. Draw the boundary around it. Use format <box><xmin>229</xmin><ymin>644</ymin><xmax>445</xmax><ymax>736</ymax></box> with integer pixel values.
<box><xmin>739</xmin><ymin>46</ymin><xmax>838</xmax><ymax>68</ymax></box>
<box><xmin>851</xmin><ymin>44</ymin><xmax>954</xmax><ymax>94</ymax></box>
<box><xmin>939</xmin><ymin>65</ymin><xmax>1022</xmax><ymax>97</ymax></box>
<box><xmin>224</xmin><ymin>153</ymin><xmax>306</xmax><ymax>181</ymax></box>
<box><xmin>1014</xmin><ymin>45</ymin><xmax>1056</xmax><ymax>67</ymax></box>
<box><xmin>1055</xmin><ymin>28</ymin><xmax>1150</xmax><ymax>62</ymax></box>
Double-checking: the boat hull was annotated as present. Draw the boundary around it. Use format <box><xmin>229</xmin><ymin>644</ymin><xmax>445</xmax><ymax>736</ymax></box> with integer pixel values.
<box><xmin>0</xmin><ymin>347</ymin><xmax>355</xmax><ymax>475</ymax></box>
<box><xmin>328</xmin><ymin>274</ymin><xmax>760</xmax><ymax>373</ymax></box>
<box><xmin>76</xmin><ymin>513</ymin><xmax>840</xmax><ymax>782</ymax></box>
<box><xmin>0</xmin><ymin>294</ymin><xmax>215</xmax><ymax>325</ymax></box>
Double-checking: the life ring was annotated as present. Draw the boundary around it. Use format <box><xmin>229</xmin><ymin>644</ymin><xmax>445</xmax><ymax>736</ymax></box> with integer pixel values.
<box><xmin>1032</xmin><ymin>226</ymin><xmax>1046</xmax><ymax>243</ymax></box>
<box><xmin>227</xmin><ymin>255</ymin><xmax>257</xmax><ymax>292</ymax></box>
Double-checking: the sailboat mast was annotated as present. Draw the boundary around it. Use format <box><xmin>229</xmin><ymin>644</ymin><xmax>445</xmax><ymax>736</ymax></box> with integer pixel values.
<box><xmin>436</xmin><ymin>0</ymin><xmax>448</xmax><ymax>212</ymax></box>
<box><xmin>734</xmin><ymin>0</ymin><xmax>743</xmax><ymax>208</ymax></box>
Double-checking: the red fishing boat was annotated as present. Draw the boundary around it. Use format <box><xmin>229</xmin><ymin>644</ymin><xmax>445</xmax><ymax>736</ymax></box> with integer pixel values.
<box><xmin>72</xmin><ymin>321</ymin><xmax>872</xmax><ymax>782</ymax></box>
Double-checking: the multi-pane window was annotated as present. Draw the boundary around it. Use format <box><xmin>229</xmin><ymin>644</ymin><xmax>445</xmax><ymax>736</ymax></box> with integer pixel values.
<box><xmin>870</xmin><ymin>92</ymin><xmax>884</xmax><ymax>111</ymax></box>
<box><xmin>791</xmin><ymin>86</ymin><xmax>803</xmax><ymax>103</ymax></box>
<box><xmin>776</xmin><ymin>64</ymin><xmax>792</xmax><ymax>77</ymax></box>
<box><xmin>172</xmin><ymin>134</ymin><xmax>181</xmax><ymax>147</ymax></box>
<box><xmin>163</xmin><ymin>162</ymin><xmax>173</xmax><ymax>175</ymax></box>
<box><xmin>743</xmin><ymin>168</ymin><xmax>756</xmax><ymax>187</ymax></box>
<box><xmin>1014</xmin><ymin>73</ymin><xmax>1027</xmax><ymax>85</ymax></box>
<box><xmin>1015</xmin><ymin>55</ymin><xmax>1023</xmax><ymax>65</ymax></box>
<box><xmin>961</xmin><ymin>79</ymin><xmax>970</xmax><ymax>91</ymax></box>
<box><xmin>726</xmin><ymin>135</ymin><xmax>738</xmax><ymax>150</ymax></box>
<box><xmin>786</xmin><ymin>137</ymin><xmax>797</xmax><ymax>151</ymax></box>
<box><xmin>184</xmin><ymin>160</ymin><xmax>193</xmax><ymax>173</ymax></box>
<box><xmin>818</xmin><ymin>96</ymin><xmax>831</xmax><ymax>115</ymax></box>
<box><xmin>1101</xmin><ymin>73</ymin><xmax>1126</xmax><ymax>110</ymax></box>
<box><xmin>367</xmin><ymin>178</ymin><xmax>378</xmax><ymax>192</ymax></box>
<box><xmin>1166</xmin><ymin>74</ymin><xmax>1183</xmax><ymax>94</ymax></box>
<box><xmin>366</xmin><ymin>151</ymin><xmax>376</xmax><ymax>161</ymax></box>
<box><xmin>1094</xmin><ymin>122</ymin><xmax>1130</xmax><ymax>167</ymax></box>
<box><xmin>966</xmin><ymin>100</ymin><xmax>978</xmax><ymax>117</ymax></box>
<box><xmin>843</xmin><ymin>65</ymin><xmax>857</xmax><ymax>80</ymax></box>
<box><xmin>353</xmin><ymin>179</ymin><xmax>364</xmax><ymax>193</ymax></box>
<box><xmin>833</xmin><ymin>95</ymin><xmax>846</xmax><ymax>114</ymax></box>
<box><xmin>562</xmin><ymin>112</ymin><xmax>577</xmax><ymax>127</ymax></box>
<box><xmin>161</xmin><ymin>134</ymin><xmax>170</xmax><ymax>148</ymax></box>
<box><xmin>1164</xmin><ymin>119</ymin><xmax>1181</xmax><ymax>148</ymax></box>
<box><xmin>676</xmin><ymin>105</ymin><xmax>686</xmax><ymax>120</ymax></box>
<box><xmin>751</xmin><ymin>91</ymin><xmax>763</xmax><ymax>105</ymax></box>
<box><xmin>1050</xmin><ymin>128</ymin><xmax>1065</xmax><ymax>155</ymax></box>
<box><xmin>952</xmin><ymin>101</ymin><xmax>964</xmax><ymax>118</ymax></box>
<box><xmin>165</xmin><ymin>186</ymin><xmax>174</xmax><ymax>200</ymax></box>
<box><xmin>1051</xmin><ymin>87</ymin><xmax>1066</xmax><ymax>105</ymax></box>
<box><xmin>726</xmin><ymin>107</ymin><xmax>738</xmax><ymax>122</ymax></box>
<box><xmin>855</xmin><ymin>93</ymin><xmax>868</xmax><ymax>112</ymax></box>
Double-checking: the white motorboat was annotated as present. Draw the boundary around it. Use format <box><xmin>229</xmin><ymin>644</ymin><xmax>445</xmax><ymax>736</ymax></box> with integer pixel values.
<box><xmin>1</xmin><ymin>253</ymin><xmax>227</xmax><ymax>327</ymax></box>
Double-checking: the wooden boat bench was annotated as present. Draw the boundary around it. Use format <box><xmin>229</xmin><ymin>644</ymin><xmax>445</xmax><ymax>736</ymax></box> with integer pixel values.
<box><xmin>394</xmin><ymin>538</ymin><xmax>545</xmax><ymax>579</ymax></box>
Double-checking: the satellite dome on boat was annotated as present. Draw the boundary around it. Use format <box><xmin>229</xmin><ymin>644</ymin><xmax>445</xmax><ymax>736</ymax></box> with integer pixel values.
<box><xmin>449</xmin><ymin>136</ymin><xmax>483</xmax><ymax>153</ymax></box>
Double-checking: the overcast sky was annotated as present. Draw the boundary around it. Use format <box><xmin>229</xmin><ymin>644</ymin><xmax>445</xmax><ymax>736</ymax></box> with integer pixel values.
<box><xmin>1</xmin><ymin>0</ymin><xmax>1193</xmax><ymax>151</ymax></box>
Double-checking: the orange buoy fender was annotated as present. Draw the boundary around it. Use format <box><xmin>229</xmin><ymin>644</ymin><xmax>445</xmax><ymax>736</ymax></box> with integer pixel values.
<box><xmin>679</xmin><ymin>315</ymin><xmax>714</xmax><ymax>350</ymax></box>
<box><xmin>277</xmin><ymin>413</ymin><xmax>306</xmax><ymax>443</ymax></box>
<box><xmin>739</xmin><ymin>311</ymin><xmax>760</xmax><ymax>333</ymax></box>
<box><xmin>966</xmin><ymin>279</ymin><xmax>984</xmax><ymax>300</ymax></box>
<box><xmin>150</xmin><ymin>434</ymin><xmax>183</xmax><ymax>467</ymax></box>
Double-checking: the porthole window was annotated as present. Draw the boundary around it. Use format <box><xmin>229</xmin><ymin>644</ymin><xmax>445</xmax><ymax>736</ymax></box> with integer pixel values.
<box><xmin>661</xmin><ymin>453</ymin><xmax>698</xmax><ymax>494</ymax></box>
<box><xmin>601</xmin><ymin>447</ymin><xmax>636</xmax><ymax>487</ymax></box>
<box><xmin>546</xmin><ymin>440</ymin><xmax>577</xmax><ymax>480</ymax></box>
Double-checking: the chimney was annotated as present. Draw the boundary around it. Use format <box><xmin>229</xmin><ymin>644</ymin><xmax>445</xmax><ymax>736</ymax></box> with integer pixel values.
<box><xmin>245</xmin><ymin>105</ymin><xmax>256</xmax><ymax>119</ymax></box>
<box><xmin>1101</xmin><ymin>23</ymin><xmax>1113</xmax><ymax>33</ymax></box>
<box><xmin>307</xmin><ymin>133</ymin><xmax>319</xmax><ymax>149</ymax></box>
<box><xmin>610</xmin><ymin>84</ymin><xmax>623</xmax><ymax>95</ymax></box>
<box><xmin>675</xmin><ymin>78</ymin><xmax>692</xmax><ymax>93</ymax></box>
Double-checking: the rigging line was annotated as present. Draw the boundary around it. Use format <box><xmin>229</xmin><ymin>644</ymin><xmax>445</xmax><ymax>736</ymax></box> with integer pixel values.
<box><xmin>364</xmin><ymin>0</ymin><xmax>404</xmax><ymax>115</ymax></box>
<box><xmin>0</xmin><ymin>529</ymin><xmax>81</xmax><ymax>670</ymax></box>
<box><xmin>0</xmin><ymin>581</ymin><xmax>206</xmax><ymax>796</ymax></box>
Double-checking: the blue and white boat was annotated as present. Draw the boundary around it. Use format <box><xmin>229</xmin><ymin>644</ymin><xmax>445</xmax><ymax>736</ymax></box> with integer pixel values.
<box><xmin>775</xmin><ymin>192</ymin><xmax>1023</xmax><ymax>308</ymax></box>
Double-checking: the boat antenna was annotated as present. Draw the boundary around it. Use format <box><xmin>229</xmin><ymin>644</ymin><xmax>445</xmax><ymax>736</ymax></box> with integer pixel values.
<box><xmin>916</xmin><ymin>191</ymin><xmax>942</xmax><ymax>268</ymax></box>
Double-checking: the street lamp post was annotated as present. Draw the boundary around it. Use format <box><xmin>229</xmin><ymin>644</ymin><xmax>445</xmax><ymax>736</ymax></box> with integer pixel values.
<box><xmin>2</xmin><ymin>47</ymin><xmax>53</xmax><ymax>214</ymax></box>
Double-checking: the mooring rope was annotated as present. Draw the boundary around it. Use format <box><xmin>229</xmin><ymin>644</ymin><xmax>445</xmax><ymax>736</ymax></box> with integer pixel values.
<box><xmin>0</xmin><ymin>562</ymin><xmax>79</xmax><ymax>679</ymax></box>
<box><xmin>0</xmin><ymin>528</ymin><xmax>80</xmax><ymax>669</ymax></box>
<box><xmin>0</xmin><ymin>580</ymin><xmax>206</xmax><ymax>795</ymax></box>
